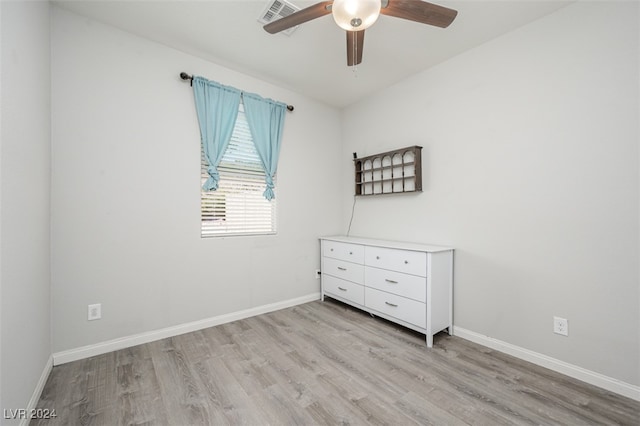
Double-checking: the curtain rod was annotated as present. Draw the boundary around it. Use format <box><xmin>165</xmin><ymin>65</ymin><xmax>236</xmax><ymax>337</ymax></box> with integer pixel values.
<box><xmin>180</xmin><ymin>72</ymin><xmax>294</xmax><ymax>112</ymax></box>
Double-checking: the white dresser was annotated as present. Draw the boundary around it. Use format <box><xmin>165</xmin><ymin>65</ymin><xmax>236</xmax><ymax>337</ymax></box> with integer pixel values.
<box><xmin>320</xmin><ymin>236</ymin><xmax>454</xmax><ymax>347</ymax></box>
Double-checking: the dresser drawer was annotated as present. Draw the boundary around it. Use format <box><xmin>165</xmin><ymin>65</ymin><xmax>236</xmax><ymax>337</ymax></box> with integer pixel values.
<box><xmin>323</xmin><ymin>257</ymin><xmax>364</xmax><ymax>284</ymax></box>
<box><xmin>365</xmin><ymin>246</ymin><xmax>427</xmax><ymax>277</ymax></box>
<box><xmin>323</xmin><ymin>275</ymin><xmax>365</xmax><ymax>306</ymax></box>
<box><xmin>323</xmin><ymin>240</ymin><xmax>364</xmax><ymax>264</ymax></box>
<box><xmin>365</xmin><ymin>287</ymin><xmax>426</xmax><ymax>329</ymax></box>
<box><xmin>365</xmin><ymin>266</ymin><xmax>426</xmax><ymax>302</ymax></box>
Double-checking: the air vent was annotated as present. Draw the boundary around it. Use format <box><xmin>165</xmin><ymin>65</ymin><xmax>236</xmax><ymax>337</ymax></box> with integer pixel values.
<box><xmin>258</xmin><ymin>0</ymin><xmax>301</xmax><ymax>36</ymax></box>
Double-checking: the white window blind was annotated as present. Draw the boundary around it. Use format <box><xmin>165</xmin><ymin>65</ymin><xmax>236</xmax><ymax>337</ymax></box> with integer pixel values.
<box><xmin>201</xmin><ymin>104</ymin><xmax>276</xmax><ymax>237</ymax></box>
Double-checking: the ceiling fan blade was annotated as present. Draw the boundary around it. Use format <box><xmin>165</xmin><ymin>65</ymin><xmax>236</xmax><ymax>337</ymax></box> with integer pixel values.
<box><xmin>346</xmin><ymin>30</ymin><xmax>365</xmax><ymax>66</ymax></box>
<box><xmin>264</xmin><ymin>1</ymin><xmax>333</xmax><ymax>34</ymax></box>
<box><xmin>381</xmin><ymin>0</ymin><xmax>457</xmax><ymax>28</ymax></box>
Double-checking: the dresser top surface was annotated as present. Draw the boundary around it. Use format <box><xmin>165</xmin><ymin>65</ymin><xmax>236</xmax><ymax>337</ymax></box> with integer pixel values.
<box><xmin>320</xmin><ymin>235</ymin><xmax>453</xmax><ymax>253</ymax></box>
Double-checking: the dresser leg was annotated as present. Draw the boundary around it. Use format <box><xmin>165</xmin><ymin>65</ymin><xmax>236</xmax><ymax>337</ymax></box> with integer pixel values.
<box><xmin>426</xmin><ymin>334</ymin><xmax>433</xmax><ymax>348</ymax></box>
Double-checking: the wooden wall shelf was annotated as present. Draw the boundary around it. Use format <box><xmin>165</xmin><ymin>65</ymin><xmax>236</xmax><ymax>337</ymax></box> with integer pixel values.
<box><xmin>354</xmin><ymin>146</ymin><xmax>422</xmax><ymax>196</ymax></box>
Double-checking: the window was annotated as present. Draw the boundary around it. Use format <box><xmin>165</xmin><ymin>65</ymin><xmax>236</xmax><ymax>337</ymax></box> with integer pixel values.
<box><xmin>201</xmin><ymin>104</ymin><xmax>276</xmax><ymax>237</ymax></box>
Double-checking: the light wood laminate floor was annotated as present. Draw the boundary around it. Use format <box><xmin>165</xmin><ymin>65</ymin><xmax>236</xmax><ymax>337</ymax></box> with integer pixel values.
<box><xmin>34</xmin><ymin>299</ymin><xmax>639</xmax><ymax>425</ymax></box>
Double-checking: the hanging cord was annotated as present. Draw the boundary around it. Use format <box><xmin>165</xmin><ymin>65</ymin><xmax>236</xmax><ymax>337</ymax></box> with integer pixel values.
<box><xmin>352</xmin><ymin>33</ymin><xmax>358</xmax><ymax>77</ymax></box>
<box><xmin>346</xmin><ymin>194</ymin><xmax>357</xmax><ymax>236</ymax></box>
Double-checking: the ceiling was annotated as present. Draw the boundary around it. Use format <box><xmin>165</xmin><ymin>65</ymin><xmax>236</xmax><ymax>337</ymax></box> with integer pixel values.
<box><xmin>54</xmin><ymin>0</ymin><xmax>572</xmax><ymax>108</ymax></box>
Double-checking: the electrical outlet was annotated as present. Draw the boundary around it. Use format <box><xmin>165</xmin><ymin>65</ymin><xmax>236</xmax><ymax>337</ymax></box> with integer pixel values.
<box><xmin>553</xmin><ymin>316</ymin><xmax>568</xmax><ymax>336</ymax></box>
<box><xmin>88</xmin><ymin>303</ymin><xmax>102</xmax><ymax>321</ymax></box>
<box><xmin>315</xmin><ymin>269</ymin><xmax>321</xmax><ymax>279</ymax></box>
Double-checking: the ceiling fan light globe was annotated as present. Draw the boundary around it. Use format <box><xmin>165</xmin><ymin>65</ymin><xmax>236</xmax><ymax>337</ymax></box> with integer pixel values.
<box><xmin>332</xmin><ymin>0</ymin><xmax>381</xmax><ymax>30</ymax></box>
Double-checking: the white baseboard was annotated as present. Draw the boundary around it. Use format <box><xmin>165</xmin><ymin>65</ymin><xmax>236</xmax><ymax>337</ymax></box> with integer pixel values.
<box><xmin>19</xmin><ymin>355</ymin><xmax>53</xmax><ymax>426</ymax></box>
<box><xmin>453</xmin><ymin>326</ymin><xmax>640</xmax><ymax>402</ymax></box>
<box><xmin>53</xmin><ymin>293</ymin><xmax>320</xmax><ymax>366</ymax></box>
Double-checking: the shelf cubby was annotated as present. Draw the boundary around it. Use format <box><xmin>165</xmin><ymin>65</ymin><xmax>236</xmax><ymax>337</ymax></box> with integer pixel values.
<box><xmin>354</xmin><ymin>146</ymin><xmax>422</xmax><ymax>196</ymax></box>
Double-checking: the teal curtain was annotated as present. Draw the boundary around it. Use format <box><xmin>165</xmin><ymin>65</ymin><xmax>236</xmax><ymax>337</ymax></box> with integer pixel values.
<box><xmin>243</xmin><ymin>93</ymin><xmax>287</xmax><ymax>200</ymax></box>
<box><xmin>192</xmin><ymin>76</ymin><xmax>241</xmax><ymax>191</ymax></box>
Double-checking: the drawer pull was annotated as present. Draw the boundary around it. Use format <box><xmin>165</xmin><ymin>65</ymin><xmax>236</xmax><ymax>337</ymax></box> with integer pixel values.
<box><xmin>330</xmin><ymin>248</ymin><xmax>334</xmax><ymax>251</ymax></box>
<box><xmin>385</xmin><ymin>301</ymin><xmax>398</xmax><ymax>307</ymax></box>
<box><xmin>349</xmin><ymin>251</ymin><xmax>353</xmax><ymax>255</ymax></box>
<box><xmin>404</xmin><ymin>260</ymin><xmax>409</xmax><ymax>264</ymax></box>
<box><xmin>385</xmin><ymin>279</ymin><xmax>398</xmax><ymax>284</ymax></box>
<box><xmin>337</xmin><ymin>266</ymin><xmax>347</xmax><ymax>271</ymax></box>
<box><xmin>338</xmin><ymin>287</ymin><xmax>347</xmax><ymax>291</ymax></box>
<box><xmin>376</xmin><ymin>256</ymin><xmax>380</xmax><ymax>260</ymax></box>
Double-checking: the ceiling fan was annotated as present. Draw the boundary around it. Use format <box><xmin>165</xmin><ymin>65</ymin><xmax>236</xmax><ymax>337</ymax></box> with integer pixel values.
<box><xmin>263</xmin><ymin>0</ymin><xmax>458</xmax><ymax>66</ymax></box>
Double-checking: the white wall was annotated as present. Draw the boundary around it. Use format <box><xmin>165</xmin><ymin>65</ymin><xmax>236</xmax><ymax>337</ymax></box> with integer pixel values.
<box><xmin>342</xmin><ymin>1</ymin><xmax>639</xmax><ymax>386</ymax></box>
<box><xmin>0</xmin><ymin>0</ymin><xmax>52</xmax><ymax>421</ymax></box>
<box><xmin>50</xmin><ymin>7</ymin><xmax>343</xmax><ymax>353</ymax></box>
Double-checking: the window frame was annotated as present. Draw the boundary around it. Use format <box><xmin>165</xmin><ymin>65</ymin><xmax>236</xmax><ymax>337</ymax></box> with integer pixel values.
<box><xmin>200</xmin><ymin>103</ymin><xmax>277</xmax><ymax>238</ymax></box>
